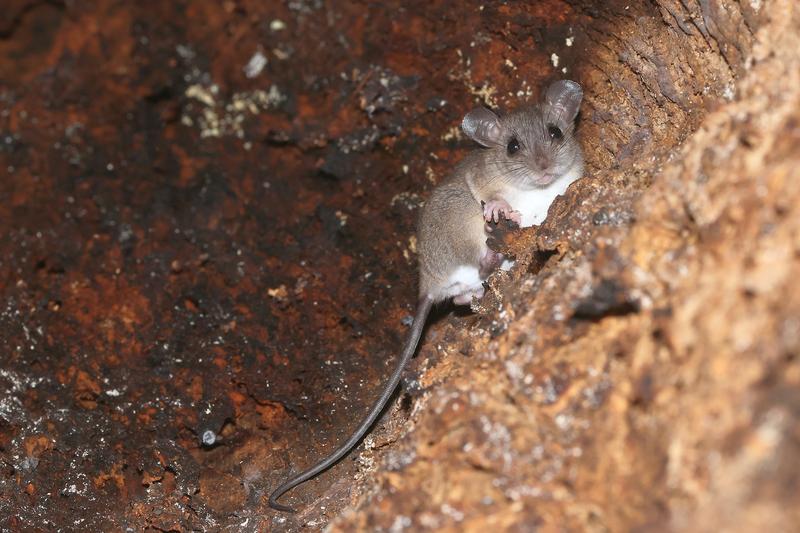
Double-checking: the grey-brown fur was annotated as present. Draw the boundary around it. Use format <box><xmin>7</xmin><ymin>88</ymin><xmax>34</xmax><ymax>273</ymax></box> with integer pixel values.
<box><xmin>269</xmin><ymin>80</ymin><xmax>583</xmax><ymax>512</ymax></box>
<box><xmin>417</xmin><ymin>161</ymin><xmax>486</xmax><ymax>298</ymax></box>
<box><xmin>418</xmin><ymin>79</ymin><xmax>583</xmax><ymax>303</ymax></box>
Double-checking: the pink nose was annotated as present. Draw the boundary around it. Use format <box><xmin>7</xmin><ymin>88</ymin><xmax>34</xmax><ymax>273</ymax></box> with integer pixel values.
<box><xmin>534</xmin><ymin>154</ymin><xmax>549</xmax><ymax>169</ymax></box>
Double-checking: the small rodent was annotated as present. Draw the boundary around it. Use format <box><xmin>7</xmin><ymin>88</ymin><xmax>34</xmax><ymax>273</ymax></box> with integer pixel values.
<box><xmin>269</xmin><ymin>80</ymin><xmax>584</xmax><ymax>512</ymax></box>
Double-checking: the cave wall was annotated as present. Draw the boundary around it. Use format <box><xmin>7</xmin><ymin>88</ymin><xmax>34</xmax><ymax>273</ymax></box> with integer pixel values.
<box><xmin>0</xmin><ymin>0</ymin><xmax>797</xmax><ymax>531</ymax></box>
<box><xmin>331</xmin><ymin>1</ymin><xmax>800</xmax><ymax>531</ymax></box>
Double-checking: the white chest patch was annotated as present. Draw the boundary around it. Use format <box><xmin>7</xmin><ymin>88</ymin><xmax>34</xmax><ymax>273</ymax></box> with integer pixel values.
<box><xmin>443</xmin><ymin>265</ymin><xmax>482</xmax><ymax>298</ymax></box>
<box><xmin>512</xmin><ymin>163</ymin><xmax>582</xmax><ymax>228</ymax></box>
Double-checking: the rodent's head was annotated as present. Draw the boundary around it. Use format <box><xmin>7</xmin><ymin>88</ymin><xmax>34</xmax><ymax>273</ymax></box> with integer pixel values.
<box><xmin>462</xmin><ymin>80</ymin><xmax>583</xmax><ymax>188</ymax></box>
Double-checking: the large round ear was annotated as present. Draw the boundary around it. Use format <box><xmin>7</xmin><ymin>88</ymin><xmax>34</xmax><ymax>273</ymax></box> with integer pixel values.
<box><xmin>461</xmin><ymin>107</ymin><xmax>503</xmax><ymax>147</ymax></box>
<box><xmin>544</xmin><ymin>80</ymin><xmax>583</xmax><ymax>125</ymax></box>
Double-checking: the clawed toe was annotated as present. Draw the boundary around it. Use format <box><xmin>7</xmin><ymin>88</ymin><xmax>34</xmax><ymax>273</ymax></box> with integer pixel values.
<box><xmin>483</xmin><ymin>199</ymin><xmax>519</xmax><ymax>224</ymax></box>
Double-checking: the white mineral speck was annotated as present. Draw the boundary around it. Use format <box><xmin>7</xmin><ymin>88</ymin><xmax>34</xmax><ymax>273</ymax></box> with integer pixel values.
<box><xmin>244</xmin><ymin>50</ymin><xmax>268</xmax><ymax>78</ymax></box>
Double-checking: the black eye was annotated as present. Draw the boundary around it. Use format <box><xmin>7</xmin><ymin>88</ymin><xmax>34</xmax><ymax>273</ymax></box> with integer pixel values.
<box><xmin>547</xmin><ymin>124</ymin><xmax>563</xmax><ymax>141</ymax></box>
<box><xmin>506</xmin><ymin>137</ymin><xmax>520</xmax><ymax>155</ymax></box>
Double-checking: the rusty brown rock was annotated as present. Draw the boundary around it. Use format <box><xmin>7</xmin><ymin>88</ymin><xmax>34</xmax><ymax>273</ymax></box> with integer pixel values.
<box><xmin>0</xmin><ymin>0</ymin><xmax>798</xmax><ymax>532</ymax></box>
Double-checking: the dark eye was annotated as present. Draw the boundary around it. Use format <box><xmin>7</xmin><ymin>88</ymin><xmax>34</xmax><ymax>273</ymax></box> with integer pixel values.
<box><xmin>506</xmin><ymin>137</ymin><xmax>520</xmax><ymax>155</ymax></box>
<box><xmin>547</xmin><ymin>124</ymin><xmax>563</xmax><ymax>141</ymax></box>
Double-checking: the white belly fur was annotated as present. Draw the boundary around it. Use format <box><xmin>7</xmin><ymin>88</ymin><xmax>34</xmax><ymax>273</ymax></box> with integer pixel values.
<box><xmin>514</xmin><ymin>162</ymin><xmax>582</xmax><ymax>228</ymax></box>
<box><xmin>443</xmin><ymin>265</ymin><xmax>483</xmax><ymax>299</ymax></box>
<box><xmin>442</xmin><ymin>164</ymin><xmax>582</xmax><ymax>299</ymax></box>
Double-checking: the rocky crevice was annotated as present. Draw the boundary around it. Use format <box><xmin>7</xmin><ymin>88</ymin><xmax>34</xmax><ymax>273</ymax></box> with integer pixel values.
<box><xmin>0</xmin><ymin>1</ymin><xmax>797</xmax><ymax>531</ymax></box>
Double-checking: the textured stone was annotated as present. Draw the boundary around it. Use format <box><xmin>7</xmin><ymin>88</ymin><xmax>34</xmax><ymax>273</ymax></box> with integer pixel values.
<box><xmin>0</xmin><ymin>1</ymin><xmax>798</xmax><ymax>531</ymax></box>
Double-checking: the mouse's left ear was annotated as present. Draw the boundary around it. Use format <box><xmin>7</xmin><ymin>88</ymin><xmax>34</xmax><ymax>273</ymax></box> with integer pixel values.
<box><xmin>462</xmin><ymin>107</ymin><xmax>504</xmax><ymax>147</ymax></box>
<box><xmin>545</xmin><ymin>80</ymin><xmax>583</xmax><ymax>124</ymax></box>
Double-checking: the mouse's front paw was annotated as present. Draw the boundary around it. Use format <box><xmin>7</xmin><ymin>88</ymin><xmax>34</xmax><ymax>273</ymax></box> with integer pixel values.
<box><xmin>484</xmin><ymin>199</ymin><xmax>521</xmax><ymax>224</ymax></box>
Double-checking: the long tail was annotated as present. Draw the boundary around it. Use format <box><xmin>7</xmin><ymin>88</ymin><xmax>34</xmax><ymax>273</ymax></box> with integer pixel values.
<box><xmin>268</xmin><ymin>295</ymin><xmax>435</xmax><ymax>512</ymax></box>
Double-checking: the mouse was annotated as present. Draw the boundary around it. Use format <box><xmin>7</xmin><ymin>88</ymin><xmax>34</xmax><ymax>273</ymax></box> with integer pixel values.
<box><xmin>268</xmin><ymin>79</ymin><xmax>584</xmax><ymax>512</ymax></box>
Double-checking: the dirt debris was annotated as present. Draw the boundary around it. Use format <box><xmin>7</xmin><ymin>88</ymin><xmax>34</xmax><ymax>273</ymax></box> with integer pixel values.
<box><xmin>1</xmin><ymin>1</ymin><xmax>798</xmax><ymax>531</ymax></box>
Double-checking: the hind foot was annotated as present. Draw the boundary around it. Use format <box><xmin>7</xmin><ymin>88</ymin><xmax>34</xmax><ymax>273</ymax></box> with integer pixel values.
<box><xmin>452</xmin><ymin>285</ymin><xmax>484</xmax><ymax>305</ymax></box>
<box><xmin>479</xmin><ymin>249</ymin><xmax>504</xmax><ymax>279</ymax></box>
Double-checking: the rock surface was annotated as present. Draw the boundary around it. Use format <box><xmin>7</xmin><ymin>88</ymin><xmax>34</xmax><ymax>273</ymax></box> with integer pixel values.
<box><xmin>1</xmin><ymin>1</ymin><xmax>798</xmax><ymax>531</ymax></box>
